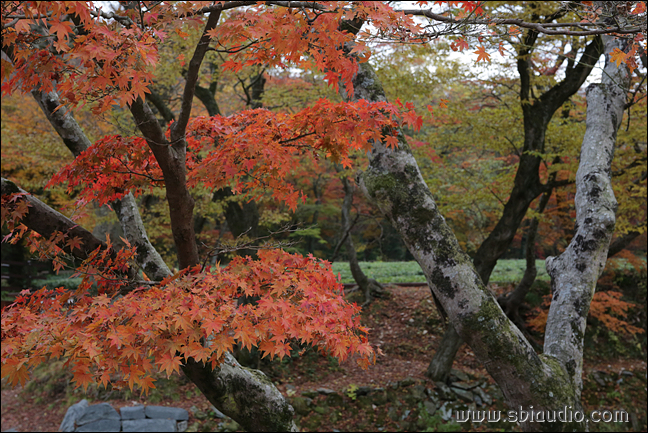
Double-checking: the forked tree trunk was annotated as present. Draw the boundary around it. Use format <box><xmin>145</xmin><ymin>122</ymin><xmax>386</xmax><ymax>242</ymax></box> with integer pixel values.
<box><xmin>345</xmin><ymin>33</ymin><xmax>629</xmax><ymax>431</ymax></box>
<box><xmin>426</xmin><ymin>33</ymin><xmax>604</xmax><ymax>381</ymax></box>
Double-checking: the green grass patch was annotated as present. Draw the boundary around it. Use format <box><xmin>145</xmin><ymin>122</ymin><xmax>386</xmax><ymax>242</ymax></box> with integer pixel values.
<box><xmin>330</xmin><ymin>257</ymin><xmax>643</xmax><ymax>284</ymax></box>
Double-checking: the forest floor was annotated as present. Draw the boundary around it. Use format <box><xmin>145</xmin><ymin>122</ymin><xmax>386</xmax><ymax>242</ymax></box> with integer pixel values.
<box><xmin>1</xmin><ymin>284</ymin><xmax>646</xmax><ymax>432</ymax></box>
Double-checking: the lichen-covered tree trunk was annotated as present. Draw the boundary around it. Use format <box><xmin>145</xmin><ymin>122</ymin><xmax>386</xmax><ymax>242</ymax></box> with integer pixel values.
<box><xmin>544</xmin><ymin>34</ymin><xmax>631</xmax><ymax>397</ymax></box>
<box><xmin>346</xmin><ymin>32</ymin><xmax>629</xmax><ymax>430</ymax></box>
<box><xmin>27</xmin><ymin>89</ymin><xmax>297</xmax><ymax>432</ymax></box>
<box><xmin>427</xmin><ymin>33</ymin><xmax>604</xmax><ymax>382</ymax></box>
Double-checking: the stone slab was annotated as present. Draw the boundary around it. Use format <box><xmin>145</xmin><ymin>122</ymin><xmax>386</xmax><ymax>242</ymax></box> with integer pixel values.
<box><xmin>145</xmin><ymin>405</ymin><xmax>189</xmax><ymax>420</ymax></box>
<box><xmin>122</xmin><ymin>418</ymin><xmax>177</xmax><ymax>432</ymax></box>
<box><xmin>77</xmin><ymin>402</ymin><xmax>120</xmax><ymax>426</ymax></box>
<box><xmin>60</xmin><ymin>399</ymin><xmax>89</xmax><ymax>432</ymax></box>
<box><xmin>120</xmin><ymin>405</ymin><xmax>146</xmax><ymax>420</ymax></box>
<box><xmin>76</xmin><ymin>419</ymin><xmax>121</xmax><ymax>432</ymax></box>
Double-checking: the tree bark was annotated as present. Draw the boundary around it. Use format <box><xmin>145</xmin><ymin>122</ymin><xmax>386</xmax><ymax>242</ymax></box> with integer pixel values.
<box><xmin>1</xmin><ymin>177</ymin><xmax>107</xmax><ymax>259</ymax></box>
<box><xmin>339</xmin><ymin>174</ymin><xmax>385</xmax><ymax>305</ymax></box>
<box><xmin>427</xmin><ymin>33</ymin><xmax>604</xmax><ymax>381</ymax></box>
<box><xmin>345</xmin><ymin>32</ymin><xmax>629</xmax><ymax>429</ymax></box>
<box><xmin>544</xmin><ymin>34</ymin><xmax>631</xmax><ymax>397</ymax></box>
<box><xmin>31</xmin><ymin>89</ymin><xmax>171</xmax><ymax>281</ymax></box>
<box><xmin>498</xmin><ymin>188</ymin><xmax>553</xmax><ymax>327</ymax></box>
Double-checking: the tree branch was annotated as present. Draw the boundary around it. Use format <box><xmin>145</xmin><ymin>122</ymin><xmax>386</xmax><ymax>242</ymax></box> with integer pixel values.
<box><xmin>31</xmin><ymin>89</ymin><xmax>171</xmax><ymax>281</ymax></box>
<box><xmin>171</xmin><ymin>9</ymin><xmax>221</xmax><ymax>144</ymax></box>
<box><xmin>2</xmin><ymin>177</ymin><xmax>106</xmax><ymax>260</ymax></box>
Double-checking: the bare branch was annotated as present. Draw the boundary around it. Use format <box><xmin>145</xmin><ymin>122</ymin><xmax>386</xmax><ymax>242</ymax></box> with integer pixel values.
<box><xmin>171</xmin><ymin>9</ymin><xmax>222</xmax><ymax>144</ymax></box>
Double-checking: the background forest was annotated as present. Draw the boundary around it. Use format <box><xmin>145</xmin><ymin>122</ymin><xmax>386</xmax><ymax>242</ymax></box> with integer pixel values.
<box><xmin>1</xmin><ymin>1</ymin><xmax>646</xmax><ymax>432</ymax></box>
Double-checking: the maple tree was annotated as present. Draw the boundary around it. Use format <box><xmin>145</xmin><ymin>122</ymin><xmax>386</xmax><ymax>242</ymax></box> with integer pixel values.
<box><xmin>1</xmin><ymin>1</ymin><xmax>646</xmax><ymax>432</ymax></box>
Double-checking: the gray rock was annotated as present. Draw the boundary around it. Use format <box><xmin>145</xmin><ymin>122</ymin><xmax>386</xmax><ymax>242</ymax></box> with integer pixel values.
<box><xmin>450</xmin><ymin>369</ymin><xmax>470</xmax><ymax>382</ymax></box>
<box><xmin>423</xmin><ymin>400</ymin><xmax>437</xmax><ymax>416</ymax></box>
<box><xmin>489</xmin><ymin>384</ymin><xmax>503</xmax><ymax>401</ymax></box>
<box><xmin>450</xmin><ymin>387</ymin><xmax>474</xmax><ymax>403</ymax></box>
<box><xmin>76</xmin><ymin>419</ymin><xmax>121</xmax><ymax>432</ymax></box>
<box><xmin>325</xmin><ymin>392</ymin><xmax>344</xmax><ymax>407</ymax></box>
<box><xmin>291</xmin><ymin>396</ymin><xmax>313</xmax><ymax>416</ymax></box>
<box><xmin>120</xmin><ymin>405</ymin><xmax>146</xmax><ymax>420</ymax></box>
<box><xmin>591</xmin><ymin>371</ymin><xmax>607</xmax><ymax>387</ymax></box>
<box><xmin>451</xmin><ymin>381</ymin><xmax>478</xmax><ymax>390</ymax></box>
<box><xmin>316</xmin><ymin>388</ymin><xmax>335</xmax><ymax>395</ymax></box>
<box><xmin>356</xmin><ymin>386</ymin><xmax>374</xmax><ymax>396</ymax></box>
<box><xmin>410</xmin><ymin>384</ymin><xmax>427</xmax><ymax>400</ymax></box>
<box><xmin>77</xmin><ymin>403</ymin><xmax>120</xmax><ymax>426</ymax></box>
<box><xmin>473</xmin><ymin>394</ymin><xmax>483</xmax><ymax>406</ymax></box>
<box><xmin>371</xmin><ymin>390</ymin><xmax>388</xmax><ymax>406</ymax></box>
<box><xmin>122</xmin><ymin>419</ymin><xmax>177</xmax><ymax>432</ymax></box>
<box><xmin>399</xmin><ymin>377</ymin><xmax>416</xmax><ymax>387</ymax></box>
<box><xmin>177</xmin><ymin>420</ymin><xmax>188</xmax><ymax>432</ymax></box>
<box><xmin>387</xmin><ymin>406</ymin><xmax>399</xmax><ymax>422</ymax></box>
<box><xmin>473</xmin><ymin>386</ymin><xmax>492</xmax><ymax>406</ymax></box>
<box><xmin>356</xmin><ymin>395</ymin><xmax>373</xmax><ymax>409</ymax></box>
<box><xmin>312</xmin><ymin>405</ymin><xmax>329</xmax><ymax>415</ymax></box>
<box><xmin>189</xmin><ymin>405</ymin><xmax>211</xmax><ymax>420</ymax></box>
<box><xmin>438</xmin><ymin>401</ymin><xmax>454</xmax><ymax>421</ymax></box>
<box><xmin>434</xmin><ymin>382</ymin><xmax>455</xmax><ymax>401</ymax></box>
<box><xmin>60</xmin><ymin>399</ymin><xmax>89</xmax><ymax>432</ymax></box>
<box><xmin>145</xmin><ymin>406</ymin><xmax>189</xmax><ymax>420</ymax></box>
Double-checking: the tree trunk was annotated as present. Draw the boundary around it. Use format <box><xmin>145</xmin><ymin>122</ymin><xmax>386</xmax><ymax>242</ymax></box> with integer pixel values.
<box><xmin>425</xmin><ymin>323</ymin><xmax>462</xmax><ymax>382</ymax></box>
<box><xmin>498</xmin><ymin>188</ymin><xmax>553</xmax><ymax>327</ymax></box>
<box><xmin>339</xmin><ymin>174</ymin><xmax>385</xmax><ymax>305</ymax></box>
<box><xmin>544</xmin><ymin>34</ymin><xmax>631</xmax><ymax>398</ymax></box>
<box><xmin>427</xmin><ymin>34</ymin><xmax>604</xmax><ymax>381</ymax></box>
<box><xmin>345</xmin><ymin>32</ymin><xmax>629</xmax><ymax>430</ymax></box>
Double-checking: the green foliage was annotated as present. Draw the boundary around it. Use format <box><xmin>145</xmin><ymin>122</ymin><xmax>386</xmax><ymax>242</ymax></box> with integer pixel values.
<box><xmin>31</xmin><ymin>272</ymin><xmax>83</xmax><ymax>291</ymax></box>
<box><xmin>345</xmin><ymin>384</ymin><xmax>359</xmax><ymax>401</ymax></box>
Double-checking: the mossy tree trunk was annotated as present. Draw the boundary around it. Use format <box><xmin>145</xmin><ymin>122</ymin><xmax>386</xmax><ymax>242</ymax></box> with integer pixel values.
<box><xmin>427</xmin><ymin>31</ymin><xmax>604</xmax><ymax>382</ymax></box>
<box><xmin>344</xmin><ymin>33</ymin><xmax>629</xmax><ymax>431</ymax></box>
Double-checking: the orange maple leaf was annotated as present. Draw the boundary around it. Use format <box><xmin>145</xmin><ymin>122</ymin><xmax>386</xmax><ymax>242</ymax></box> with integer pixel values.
<box><xmin>609</xmin><ymin>48</ymin><xmax>627</xmax><ymax>67</ymax></box>
<box><xmin>72</xmin><ymin>369</ymin><xmax>95</xmax><ymax>392</ymax></box>
<box><xmin>66</xmin><ymin>236</ymin><xmax>84</xmax><ymax>252</ymax></box>
<box><xmin>158</xmin><ymin>353</ymin><xmax>183</xmax><ymax>377</ymax></box>
<box><xmin>474</xmin><ymin>45</ymin><xmax>491</xmax><ymax>63</ymax></box>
